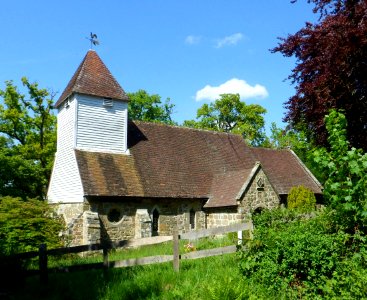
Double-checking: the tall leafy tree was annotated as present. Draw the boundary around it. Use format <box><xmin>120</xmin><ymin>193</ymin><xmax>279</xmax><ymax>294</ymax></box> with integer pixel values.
<box><xmin>0</xmin><ymin>78</ymin><xmax>56</xmax><ymax>199</ymax></box>
<box><xmin>313</xmin><ymin>109</ymin><xmax>367</xmax><ymax>232</ymax></box>
<box><xmin>267</xmin><ymin>123</ymin><xmax>325</xmax><ymax>181</ymax></box>
<box><xmin>127</xmin><ymin>89</ymin><xmax>176</xmax><ymax>125</ymax></box>
<box><xmin>268</xmin><ymin>122</ymin><xmax>308</xmax><ymax>150</ymax></box>
<box><xmin>272</xmin><ymin>0</ymin><xmax>367</xmax><ymax>150</ymax></box>
<box><xmin>183</xmin><ymin>94</ymin><xmax>267</xmax><ymax>146</ymax></box>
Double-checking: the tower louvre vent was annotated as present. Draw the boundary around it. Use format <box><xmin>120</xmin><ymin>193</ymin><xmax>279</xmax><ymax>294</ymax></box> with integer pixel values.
<box><xmin>103</xmin><ymin>98</ymin><xmax>114</xmax><ymax>107</ymax></box>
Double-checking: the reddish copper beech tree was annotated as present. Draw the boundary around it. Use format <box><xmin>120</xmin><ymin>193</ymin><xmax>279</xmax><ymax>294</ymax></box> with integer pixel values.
<box><xmin>272</xmin><ymin>0</ymin><xmax>367</xmax><ymax>150</ymax></box>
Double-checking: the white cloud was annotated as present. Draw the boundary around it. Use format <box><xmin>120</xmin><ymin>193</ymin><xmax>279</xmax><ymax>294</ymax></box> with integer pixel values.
<box><xmin>215</xmin><ymin>33</ymin><xmax>243</xmax><ymax>48</ymax></box>
<box><xmin>195</xmin><ymin>78</ymin><xmax>268</xmax><ymax>101</ymax></box>
<box><xmin>185</xmin><ymin>35</ymin><xmax>201</xmax><ymax>45</ymax></box>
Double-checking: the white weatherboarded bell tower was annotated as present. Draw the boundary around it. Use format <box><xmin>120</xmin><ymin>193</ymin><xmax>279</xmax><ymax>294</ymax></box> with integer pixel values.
<box><xmin>47</xmin><ymin>50</ymin><xmax>129</xmax><ymax>209</ymax></box>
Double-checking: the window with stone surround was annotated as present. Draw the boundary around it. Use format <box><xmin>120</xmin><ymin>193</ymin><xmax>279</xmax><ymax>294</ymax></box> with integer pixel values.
<box><xmin>107</xmin><ymin>208</ymin><xmax>123</xmax><ymax>223</ymax></box>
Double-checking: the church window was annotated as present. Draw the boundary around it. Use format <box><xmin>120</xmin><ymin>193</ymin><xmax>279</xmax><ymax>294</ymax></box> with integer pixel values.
<box><xmin>107</xmin><ymin>208</ymin><xmax>122</xmax><ymax>223</ymax></box>
<box><xmin>257</xmin><ymin>177</ymin><xmax>264</xmax><ymax>190</ymax></box>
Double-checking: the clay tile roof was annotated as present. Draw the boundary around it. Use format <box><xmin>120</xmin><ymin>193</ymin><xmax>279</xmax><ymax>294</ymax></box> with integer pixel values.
<box><xmin>206</xmin><ymin>169</ymin><xmax>253</xmax><ymax>208</ymax></box>
<box><xmin>75</xmin><ymin>150</ymin><xmax>144</xmax><ymax>197</ymax></box>
<box><xmin>55</xmin><ymin>50</ymin><xmax>128</xmax><ymax>108</ymax></box>
<box><xmin>251</xmin><ymin>147</ymin><xmax>323</xmax><ymax>194</ymax></box>
<box><xmin>75</xmin><ymin>121</ymin><xmax>323</xmax><ymax>206</ymax></box>
<box><xmin>76</xmin><ymin>121</ymin><xmax>256</xmax><ymax>202</ymax></box>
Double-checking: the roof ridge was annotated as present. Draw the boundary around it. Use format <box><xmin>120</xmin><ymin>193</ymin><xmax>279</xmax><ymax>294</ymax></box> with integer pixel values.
<box><xmin>131</xmin><ymin>119</ymin><xmax>246</xmax><ymax>138</ymax></box>
<box><xmin>288</xmin><ymin>149</ymin><xmax>323</xmax><ymax>190</ymax></box>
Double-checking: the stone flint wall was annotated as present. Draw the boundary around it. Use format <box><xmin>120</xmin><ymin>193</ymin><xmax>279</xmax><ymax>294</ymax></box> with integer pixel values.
<box><xmin>240</xmin><ymin>168</ymin><xmax>280</xmax><ymax>212</ymax></box>
<box><xmin>54</xmin><ymin>168</ymin><xmax>281</xmax><ymax>247</ymax></box>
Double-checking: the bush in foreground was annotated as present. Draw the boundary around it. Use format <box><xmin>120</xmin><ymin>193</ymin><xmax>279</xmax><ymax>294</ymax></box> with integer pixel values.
<box><xmin>0</xmin><ymin>196</ymin><xmax>65</xmax><ymax>255</ymax></box>
<box><xmin>238</xmin><ymin>208</ymin><xmax>367</xmax><ymax>298</ymax></box>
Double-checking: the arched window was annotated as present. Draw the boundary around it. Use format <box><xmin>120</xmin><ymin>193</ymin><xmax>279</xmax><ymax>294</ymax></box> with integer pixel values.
<box><xmin>152</xmin><ymin>208</ymin><xmax>159</xmax><ymax>236</ymax></box>
<box><xmin>189</xmin><ymin>209</ymin><xmax>195</xmax><ymax>230</ymax></box>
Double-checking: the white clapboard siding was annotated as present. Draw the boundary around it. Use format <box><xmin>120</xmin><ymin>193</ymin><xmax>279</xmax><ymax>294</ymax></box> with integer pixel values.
<box><xmin>47</xmin><ymin>97</ymin><xmax>84</xmax><ymax>203</ymax></box>
<box><xmin>76</xmin><ymin>95</ymin><xmax>128</xmax><ymax>153</ymax></box>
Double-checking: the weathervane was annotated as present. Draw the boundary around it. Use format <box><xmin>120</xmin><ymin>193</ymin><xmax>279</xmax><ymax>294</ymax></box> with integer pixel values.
<box><xmin>87</xmin><ymin>32</ymin><xmax>100</xmax><ymax>49</ymax></box>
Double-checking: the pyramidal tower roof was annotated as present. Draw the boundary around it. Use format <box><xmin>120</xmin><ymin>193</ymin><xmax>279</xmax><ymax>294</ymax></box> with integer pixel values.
<box><xmin>55</xmin><ymin>50</ymin><xmax>129</xmax><ymax>108</ymax></box>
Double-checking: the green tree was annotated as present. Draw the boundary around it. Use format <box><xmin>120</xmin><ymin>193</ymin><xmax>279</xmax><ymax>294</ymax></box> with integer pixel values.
<box><xmin>183</xmin><ymin>93</ymin><xmax>267</xmax><ymax>146</ymax></box>
<box><xmin>313</xmin><ymin>109</ymin><xmax>367</xmax><ymax>232</ymax></box>
<box><xmin>267</xmin><ymin>122</ymin><xmax>325</xmax><ymax>181</ymax></box>
<box><xmin>127</xmin><ymin>89</ymin><xmax>176</xmax><ymax>125</ymax></box>
<box><xmin>0</xmin><ymin>78</ymin><xmax>56</xmax><ymax>199</ymax></box>
<box><xmin>268</xmin><ymin>122</ymin><xmax>306</xmax><ymax>150</ymax></box>
<box><xmin>272</xmin><ymin>0</ymin><xmax>367</xmax><ymax>150</ymax></box>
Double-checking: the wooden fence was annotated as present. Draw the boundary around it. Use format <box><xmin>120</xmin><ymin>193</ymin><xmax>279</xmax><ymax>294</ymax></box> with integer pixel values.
<box><xmin>6</xmin><ymin>221</ymin><xmax>252</xmax><ymax>283</ymax></box>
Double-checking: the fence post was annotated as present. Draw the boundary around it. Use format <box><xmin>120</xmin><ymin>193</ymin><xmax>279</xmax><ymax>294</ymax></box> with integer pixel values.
<box><xmin>102</xmin><ymin>245</ymin><xmax>109</xmax><ymax>269</ymax></box>
<box><xmin>173</xmin><ymin>230</ymin><xmax>180</xmax><ymax>272</ymax></box>
<box><xmin>237</xmin><ymin>230</ymin><xmax>243</xmax><ymax>245</ymax></box>
<box><xmin>39</xmin><ymin>244</ymin><xmax>48</xmax><ymax>285</ymax></box>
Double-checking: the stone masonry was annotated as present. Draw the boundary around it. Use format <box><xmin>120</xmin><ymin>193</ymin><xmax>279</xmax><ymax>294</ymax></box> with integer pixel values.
<box><xmin>239</xmin><ymin>168</ymin><xmax>280</xmax><ymax>212</ymax></box>
<box><xmin>55</xmin><ymin>167</ymin><xmax>281</xmax><ymax>246</ymax></box>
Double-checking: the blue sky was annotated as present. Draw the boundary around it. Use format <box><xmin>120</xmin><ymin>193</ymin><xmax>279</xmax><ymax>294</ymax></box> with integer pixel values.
<box><xmin>0</xmin><ymin>1</ymin><xmax>318</xmax><ymax>134</ymax></box>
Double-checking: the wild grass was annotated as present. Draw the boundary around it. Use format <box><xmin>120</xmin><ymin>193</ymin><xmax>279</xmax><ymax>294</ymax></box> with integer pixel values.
<box><xmin>39</xmin><ymin>232</ymin><xmax>238</xmax><ymax>269</ymax></box>
<box><xmin>12</xmin><ymin>251</ymin><xmax>246</xmax><ymax>300</ymax></box>
<box><xmin>10</xmin><ymin>233</ymin><xmax>247</xmax><ymax>300</ymax></box>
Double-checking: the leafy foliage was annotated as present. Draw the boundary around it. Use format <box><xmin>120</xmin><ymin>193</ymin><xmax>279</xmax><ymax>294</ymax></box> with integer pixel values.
<box><xmin>268</xmin><ymin>122</ymin><xmax>307</xmax><ymax>150</ymax></box>
<box><xmin>0</xmin><ymin>78</ymin><xmax>56</xmax><ymax>199</ymax></box>
<box><xmin>266</xmin><ymin>122</ymin><xmax>328</xmax><ymax>183</ymax></box>
<box><xmin>273</xmin><ymin>0</ymin><xmax>367</xmax><ymax>150</ymax></box>
<box><xmin>127</xmin><ymin>89</ymin><xmax>176</xmax><ymax>125</ymax></box>
<box><xmin>238</xmin><ymin>109</ymin><xmax>367</xmax><ymax>297</ymax></box>
<box><xmin>239</xmin><ymin>208</ymin><xmax>350</xmax><ymax>296</ymax></box>
<box><xmin>0</xmin><ymin>196</ymin><xmax>65</xmax><ymax>255</ymax></box>
<box><xmin>321</xmin><ymin>249</ymin><xmax>367</xmax><ymax>298</ymax></box>
<box><xmin>287</xmin><ymin>185</ymin><xmax>316</xmax><ymax>211</ymax></box>
<box><xmin>183</xmin><ymin>93</ymin><xmax>267</xmax><ymax>146</ymax></box>
<box><xmin>313</xmin><ymin>109</ymin><xmax>367</xmax><ymax>232</ymax></box>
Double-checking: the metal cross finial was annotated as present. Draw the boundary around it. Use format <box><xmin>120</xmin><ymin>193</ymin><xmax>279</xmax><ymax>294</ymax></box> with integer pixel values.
<box><xmin>87</xmin><ymin>32</ymin><xmax>100</xmax><ymax>49</ymax></box>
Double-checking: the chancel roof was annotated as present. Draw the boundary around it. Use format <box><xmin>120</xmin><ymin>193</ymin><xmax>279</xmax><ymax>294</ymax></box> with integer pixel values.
<box><xmin>251</xmin><ymin>147</ymin><xmax>323</xmax><ymax>195</ymax></box>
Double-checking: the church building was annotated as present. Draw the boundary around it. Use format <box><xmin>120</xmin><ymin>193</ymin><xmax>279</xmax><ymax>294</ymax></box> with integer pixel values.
<box><xmin>47</xmin><ymin>50</ymin><xmax>322</xmax><ymax>246</ymax></box>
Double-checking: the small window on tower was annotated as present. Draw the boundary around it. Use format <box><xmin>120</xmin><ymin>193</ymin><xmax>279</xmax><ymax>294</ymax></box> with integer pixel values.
<box><xmin>103</xmin><ymin>98</ymin><xmax>114</xmax><ymax>107</ymax></box>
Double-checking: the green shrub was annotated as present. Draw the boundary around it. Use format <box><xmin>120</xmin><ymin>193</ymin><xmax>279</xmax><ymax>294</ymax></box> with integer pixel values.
<box><xmin>239</xmin><ymin>208</ymin><xmax>349</xmax><ymax>296</ymax></box>
<box><xmin>0</xmin><ymin>196</ymin><xmax>65</xmax><ymax>255</ymax></box>
<box><xmin>322</xmin><ymin>249</ymin><xmax>367</xmax><ymax>299</ymax></box>
<box><xmin>287</xmin><ymin>185</ymin><xmax>316</xmax><ymax>211</ymax></box>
